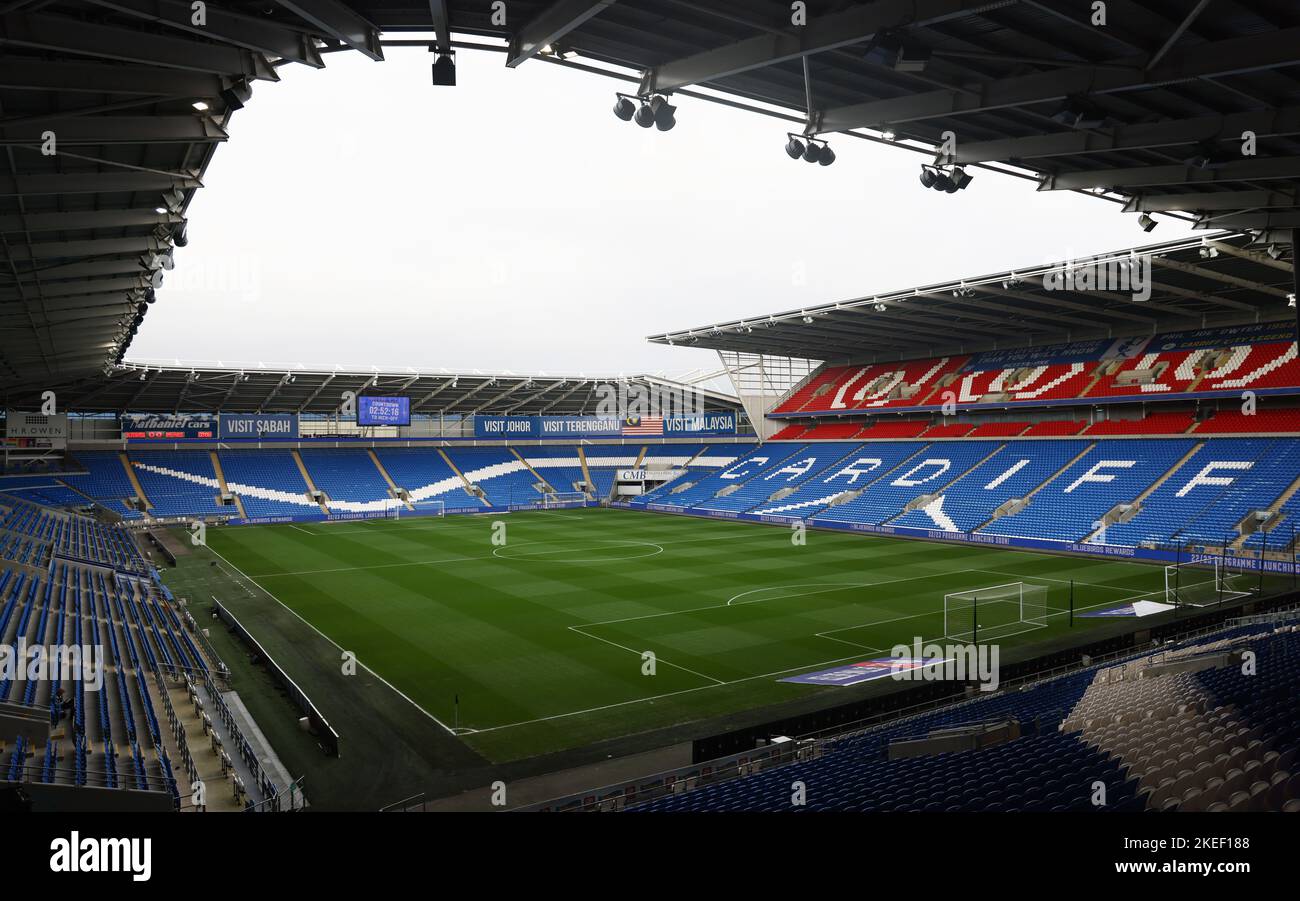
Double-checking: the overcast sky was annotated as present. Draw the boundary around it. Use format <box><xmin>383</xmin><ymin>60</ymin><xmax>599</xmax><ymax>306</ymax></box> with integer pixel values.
<box><xmin>129</xmin><ymin>43</ymin><xmax>1195</xmax><ymax>378</ymax></box>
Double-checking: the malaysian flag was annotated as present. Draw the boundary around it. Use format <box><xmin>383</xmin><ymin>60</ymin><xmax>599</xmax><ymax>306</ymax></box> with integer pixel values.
<box><xmin>623</xmin><ymin>415</ymin><xmax>664</xmax><ymax>436</ymax></box>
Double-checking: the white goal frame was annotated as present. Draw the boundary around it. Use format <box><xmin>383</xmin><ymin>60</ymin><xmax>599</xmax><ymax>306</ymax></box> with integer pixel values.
<box><xmin>398</xmin><ymin>500</ymin><xmax>445</xmax><ymax>519</ymax></box>
<box><xmin>540</xmin><ymin>491</ymin><xmax>588</xmax><ymax>508</ymax></box>
<box><xmin>943</xmin><ymin>581</ymin><xmax>1049</xmax><ymax>642</ymax></box>
<box><xmin>1164</xmin><ymin>559</ymin><xmax>1253</xmax><ymax>607</ymax></box>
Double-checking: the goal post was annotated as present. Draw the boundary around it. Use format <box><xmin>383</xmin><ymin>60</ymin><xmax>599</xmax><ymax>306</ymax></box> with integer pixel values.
<box><xmin>405</xmin><ymin>499</ymin><xmax>445</xmax><ymax>518</ymax></box>
<box><xmin>943</xmin><ymin>582</ymin><xmax>1050</xmax><ymax>643</ymax></box>
<box><xmin>1164</xmin><ymin>559</ymin><xmax>1253</xmax><ymax>607</ymax></box>
<box><xmin>540</xmin><ymin>491</ymin><xmax>588</xmax><ymax>508</ymax></box>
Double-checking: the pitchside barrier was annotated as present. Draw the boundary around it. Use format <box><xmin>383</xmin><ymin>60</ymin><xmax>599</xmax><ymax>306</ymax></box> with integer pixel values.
<box><xmin>213</xmin><ymin>600</ymin><xmax>341</xmax><ymax>758</ymax></box>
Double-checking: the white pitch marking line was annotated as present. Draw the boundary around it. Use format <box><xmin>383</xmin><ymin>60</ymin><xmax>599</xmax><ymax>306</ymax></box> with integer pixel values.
<box><xmin>201</xmin><ymin>543</ymin><xmax>459</xmax><ymax>737</ymax></box>
<box><xmin>567</xmin><ymin>625</ymin><xmax>726</xmax><ymax>686</ymax></box>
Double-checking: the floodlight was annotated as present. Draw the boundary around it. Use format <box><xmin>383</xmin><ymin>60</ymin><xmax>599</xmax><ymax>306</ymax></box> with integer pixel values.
<box><xmin>431</xmin><ymin>54</ymin><xmax>456</xmax><ymax>86</ymax></box>
<box><xmin>785</xmin><ymin>136</ymin><xmax>806</xmax><ymax>159</ymax></box>
<box><xmin>613</xmin><ymin>96</ymin><xmax>636</xmax><ymax>121</ymax></box>
<box><xmin>650</xmin><ymin>96</ymin><xmax>676</xmax><ymax>131</ymax></box>
<box><xmin>1137</xmin><ymin>213</ymin><xmax>1157</xmax><ymax>232</ymax></box>
<box><xmin>220</xmin><ymin>79</ymin><xmax>253</xmax><ymax>110</ymax></box>
<box><xmin>634</xmin><ymin>102</ymin><xmax>656</xmax><ymax>128</ymax></box>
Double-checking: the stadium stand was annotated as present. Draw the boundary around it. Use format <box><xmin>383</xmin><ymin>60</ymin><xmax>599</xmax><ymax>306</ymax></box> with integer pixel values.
<box><xmin>980</xmin><ymin>441</ymin><xmax>1198</xmax><ymax>542</ymax></box>
<box><xmin>814</xmin><ymin>441</ymin><xmax>1002</xmax><ymax>527</ymax></box>
<box><xmin>129</xmin><ymin>451</ymin><xmax>228</xmax><ymax>518</ymax></box>
<box><xmin>749</xmin><ymin>442</ymin><xmax>930</xmax><ymax>519</ymax></box>
<box><xmin>1022</xmin><ymin>420</ymin><xmax>1088</xmax><ymax>436</ymax></box>
<box><xmin>519</xmin><ymin>446</ymin><xmax>590</xmax><ymax>496</ymax></box>
<box><xmin>772</xmin><ymin>328</ymin><xmax>1300</xmax><ymax>418</ymax></box>
<box><xmin>694</xmin><ymin>443</ymin><xmax>863</xmax><ymax>514</ymax></box>
<box><xmin>1194</xmin><ymin>409</ymin><xmax>1300</xmax><ymax>434</ymax></box>
<box><xmin>373</xmin><ymin>448</ymin><xmax>481</xmax><ymax>512</ymax></box>
<box><xmin>60</xmin><ymin>452</ymin><xmax>143</xmax><ymax>519</ymax></box>
<box><xmin>219</xmin><ymin>450</ymin><xmax>321</xmax><ymax>518</ymax></box>
<box><xmin>629</xmin><ymin>616</ymin><xmax>1300</xmax><ymax>812</ymax></box>
<box><xmin>298</xmin><ymin>449</ymin><xmax>397</xmax><ymax>511</ymax></box>
<box><xmin>1083</xmin><ymin>412</ymin><xmax>1197</xmax><ymax>435</ymax></box>
<box><xmin>581</xmin><ymin>447</ymin><xmax>643</xmax><ymax>500</ymax></box>
<box><xmin>441</xmin><ymin>447</ymin><xmax>545</xmax><ymax>507</ymax></box>
<box><xmin>890</xmin><ymin>440</ymin><xmax>1091</xmax><ymax>533</ymax></box>
<box><xmin>1105</xmin><ymin>440</ymin><xmax>1300</xmax><ymax>548</ymax></box>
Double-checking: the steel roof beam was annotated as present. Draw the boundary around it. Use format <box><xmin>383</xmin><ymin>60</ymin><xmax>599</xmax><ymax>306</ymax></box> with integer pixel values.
<box><xmin>0</xmin><ymin>208</ymin><xmax>182</xmax><ymax>234</ymax></box>
<box><xmin>645</xmin><ymin>0</ymin><xmax>1004</xmax><ymax>94</ymax></box>
<box><xmin>0</xmin><ymin>13</ymin><xmax>279</xmax><ymax>79</ymax></box>
<box><xmin>1</xmin><ymin>235</ymin><xmax>165</xmax><ymax>261</ymax></box>
<box><xmin>948</xmin><ymin>106</ymin><xmax>1300</xmax><ymax>165</ymax></box>
<box><xmin>1124</xmin><ymin>191</ymin><xmax>1298</xmax><ymax>213</ymax></box>
<box><xmin>814</xmin><ymin>26</ymin><xmax>1300</xmax><ymax>133</ymax></box>
<box><xmin>428</xmin><ymin>0</ymin><xmax>451</xmax><ymax>53</ymax></box>
<box><xmin>1043</xmin><ymin>156</ymin><xmax>1300</xmax><ymax>192</ymax></box>
<box><xmin>86</xmin><ymin>0</ymin><xmax>326</xmax><ymax>67</ymax></box>
<box><xmin>273</xmin><ymin>0</ymin><xmax>383</xmax><ymax>61</ymax></box>
<box><xmin>507</xmin><ymin>0</ymin><xmax>618</xmax><ymax>68</ymax></box>
<box><xmin>0</xmin><ymin>58</ymin><xmax>223</xmax><ymax>96</ymax></box>
<box><xmin>0</xmin><ymin>171</ymin><xmax>199</xmax><ymax>197</ymax></box>
<box><xmin>1150</xmin><ymin>257</ymin><xmax>1292</xmax><ymax>300</ymax></box>
<box><xmin>0</xmin><ymin>116</ymin><xmax>228</xmax><ymax>146</ymax></box>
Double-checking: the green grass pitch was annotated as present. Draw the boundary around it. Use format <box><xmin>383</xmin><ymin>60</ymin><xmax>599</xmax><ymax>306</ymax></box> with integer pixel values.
<box><xmin>195</xmin><ymin>507</ymin><xmax>1173</xmax><ymax>762</ymax></box>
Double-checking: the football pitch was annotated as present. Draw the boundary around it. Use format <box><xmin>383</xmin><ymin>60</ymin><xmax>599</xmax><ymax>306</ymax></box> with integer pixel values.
<box><xmin>195</xmin><ymin>507</ymin><xmax>1177</xmax><ymax>762</ymax></box>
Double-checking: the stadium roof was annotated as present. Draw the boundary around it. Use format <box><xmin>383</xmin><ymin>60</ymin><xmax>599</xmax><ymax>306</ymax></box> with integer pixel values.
<box><xmin>4</xmin><ymin>2</ymin><xmax>1299</xmax><ymax>395</ymax></box>
<box><xmin>41</xmin><ymin>364</ymin><xmax>740</xmax><ymax>416</ymax></box>
<box><xmin>648</xmin><ymin>231</ymin><xmax>1298</xmax><ymax>363</ymax></box>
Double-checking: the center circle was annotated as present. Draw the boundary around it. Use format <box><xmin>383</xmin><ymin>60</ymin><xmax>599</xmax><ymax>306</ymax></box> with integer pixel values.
<box><xmin>492</xmin><ymin>539</ymin><xmax>664</xmax><ymax>563</ymax></box>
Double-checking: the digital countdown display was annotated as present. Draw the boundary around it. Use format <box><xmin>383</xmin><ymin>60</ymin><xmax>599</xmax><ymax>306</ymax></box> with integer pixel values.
<box><xmin>357</xmin><ymin>395</ymin><xmax>410</xmax><ymax>426</ymax></box>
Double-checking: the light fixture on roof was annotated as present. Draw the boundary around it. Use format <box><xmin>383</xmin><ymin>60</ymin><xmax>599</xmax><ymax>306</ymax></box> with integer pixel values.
<box><xmin>1137</xmin><ymin>213</ymin><xmax>1157</xmax><ymax>232</ymax></box>
<box><xmin>863</xmin><ymin>31</ymin><xmax>930</xmax><ymax>72</ymax></box>
<box><xmin>1199</xmin><ymin>245</ymin><xmax>1219</xmax><ymax>259</ymax></box>
<box><xmin>874</xmin><ymin>303</ymin><xmax>888</xmax><ymax>312</ymax></box>
<box><xmin>880</xmin><ymin>129</ymin><xmax>897</xmax><ymax>141</ymax></box>
<box><xmin>161</xmin><ymin>188</ymin><xmax>185</xmax><ymax>213</ymax></box>
<box><xmin>784</xmin><ymin>134</ymin><xmax>834</xmax><ymax>165</ymax></box>
<box><xmin>802</xmin><ymin>315</ymin><xmax>814</xmax><ymax>324</ymax></box>
<box><xmin>431</xmin><ymin>52</ymin><xmax>456</xmax><ymax>86</ymax></box>
<box><xmin>1266</xmin><ymin>243</ymin><xmax>1284</xmax><ymax>260</ymax></box>
<box><xmin>154</xmin><ymin>206</ymin><xmax>167</xmax><ymax>215</ymax></box>
<box><xmin>1051</xmin><ymin>97</ymin><xmax>1107</xmax><ymax>129</ymax></box>
<box><xmin>617</xmin><ymin>93</ymin><xmax>676</xmax><ymax>130</ymax></box>
<box><xmin>191</xmin><ymin>101</ymin><xmax>209</xmax><ymax>111</ymax></box>
<box><xmin>649</xmin><ymin>95</ymin><xmax>676</xmax><ymax>131</ymax></box>
<box><xmin>633</xmin><ymin>100</ymin><xmax>656</xmax><ymax>128</ymax></box>
<box><xmin>220</xmin><ymin>78</ymin><xmax>253</xmax><ymax>109</ymax></box>
<box><xmin>919</xmin><ymin>163</ymin><xmax>969</xmax><ymax>193</ymax></box>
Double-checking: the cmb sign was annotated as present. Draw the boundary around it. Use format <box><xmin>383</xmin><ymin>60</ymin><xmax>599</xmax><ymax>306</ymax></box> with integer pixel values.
<box><xmin>618</xmin><ymin>470</ymin><xmax>648</xmax><ymax>481</ymax></box>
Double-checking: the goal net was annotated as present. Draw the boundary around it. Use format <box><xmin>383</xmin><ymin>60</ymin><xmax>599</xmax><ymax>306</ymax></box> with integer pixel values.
<box><xmin>1164</xmin><ymin>559</ymin><xmax>1254</xmax><ymax>607</ymax></box>
<box><xmin>540</xmin><ymin>491</ymin><xmax>588</xmax><ymax>508</ymax></box>
<box><xmin>396</xmin><ymin>500</ymin><xmax>444</xmax><ymax>519</ymax></box>
<box><xmin>943</xmin><ymin>582</ymin><xmax>1050</xmax><ymax>643</ymax></box>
